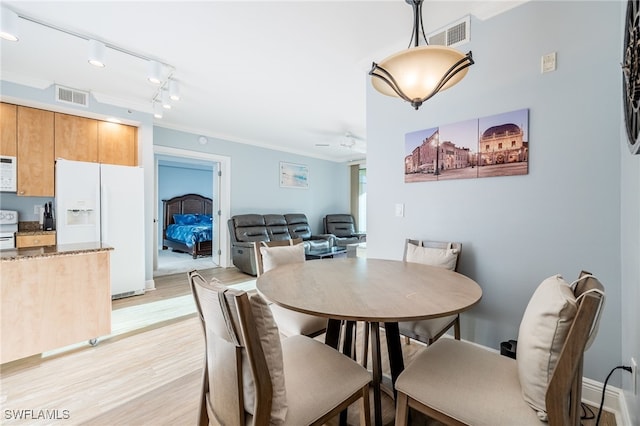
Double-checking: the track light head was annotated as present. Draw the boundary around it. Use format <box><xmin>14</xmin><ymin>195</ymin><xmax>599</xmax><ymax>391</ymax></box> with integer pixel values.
<box><xmin>88</xmin><ymin>39</ymin><xmax>106</xmax><ymax>67</ymax></box>
<box><xmin>169</xmin><ymin>80</ymin><xmax>180</xmax><ymax>101</ymax></box>
<box><xmin>0</xmin><ymin>8</ymin><xmax>19</xmax><ymax>41</ymax></box>
<box><xmin>147</xmin><ymin>60</ymin><xmax>162</xmax><ymax>84</ymax></box>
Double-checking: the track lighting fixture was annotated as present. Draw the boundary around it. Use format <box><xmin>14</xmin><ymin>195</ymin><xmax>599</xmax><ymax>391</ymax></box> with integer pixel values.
<box><xmin>5</xmin><ymin>7</ymin><xmax>178</xmax><ymax>118</ymax></box>
<box><xmin>88</xmin><ymin>39</ymin><xmax>106</xmax><ymax>68</ymax></box>
<box><xmin>370</xmin><ymin>0</ymin><xmax>474</xmax><ymax>110</ymax></box>
<box><xmin>0</xmin><ymin>8</ymin><xmax>19</xmax><ymax>41</ymax></box>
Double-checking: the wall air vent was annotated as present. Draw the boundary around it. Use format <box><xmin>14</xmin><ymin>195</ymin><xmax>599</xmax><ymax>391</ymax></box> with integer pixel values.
<box><xmin>427</xmin><ymin>16</ymin><xmax>470</xmax><ymax>48</ymax></box>
<box><xmin>56</xmin><ymin>85</ymin><xmax>89</xmax><ymax>107</ymax></box>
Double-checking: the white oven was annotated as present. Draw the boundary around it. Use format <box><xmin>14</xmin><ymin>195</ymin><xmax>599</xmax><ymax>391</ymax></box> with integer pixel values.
<box><xmin>0</xmin><ymin>210</ymin><xmax>18</xmax><ymax>250</ymax></box>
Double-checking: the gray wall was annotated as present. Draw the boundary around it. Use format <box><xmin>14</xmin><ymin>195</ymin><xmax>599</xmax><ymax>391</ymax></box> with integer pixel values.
<box><xmin>153</xmin><ymin>127</ymin><xmax>350</xmax><ymax>234</ymax></box>
<box><xmin>366</xmin><ymin>0</ymin><xmax>632</xmax><ymax>391</ymax></box>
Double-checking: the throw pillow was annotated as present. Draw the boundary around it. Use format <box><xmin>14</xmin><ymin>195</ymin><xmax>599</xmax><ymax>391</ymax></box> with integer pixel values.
<box><xmin>405</xmin><ymin>242</ymin><xmax>459</xmax><ymax>270</ymax></box>
<box><xmin>242</xmin><ymin>292</ymin><xmax>288</xmax><ymax>423</ymax></box>
<box><xmin>260</xmin><ymin>243</ymin><xmax>305</xmax><ymax>273</ymax></box>
<box><xmin>516</xmin><ymin>274</ymin><xmax>577</xmax><ymax>419</ymax></box>
<box><xmin>173</xmin><ymin>213</ymin><xmax>197</xmax><ymax>225</ymax></box>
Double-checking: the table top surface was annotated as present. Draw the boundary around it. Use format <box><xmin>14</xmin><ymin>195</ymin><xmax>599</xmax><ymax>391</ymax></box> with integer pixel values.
<box><xmin>256</xmin><ymin>257</ymin><xmax>482</xmax><ymax>322</ymax></box>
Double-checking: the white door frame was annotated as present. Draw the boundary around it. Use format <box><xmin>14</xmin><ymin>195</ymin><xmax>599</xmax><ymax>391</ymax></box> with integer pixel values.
<box><xmin>153</xmin><ymin>146</ymin><xmax>231</xmax><ymax>268</ymax></box>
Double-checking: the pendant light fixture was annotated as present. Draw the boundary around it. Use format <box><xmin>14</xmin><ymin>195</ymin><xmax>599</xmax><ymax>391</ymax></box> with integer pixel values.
<box><xmin>370</xmin><ymin>0</ymin><xmax>474</xmax><ymax>110</ymax></box>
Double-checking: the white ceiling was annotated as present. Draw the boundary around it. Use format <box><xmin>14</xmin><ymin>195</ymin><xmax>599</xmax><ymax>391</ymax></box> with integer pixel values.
<box><xmin>1</xmin><ymin>1</ymin><xmax>526</xmax><ymax>162</ymax></box>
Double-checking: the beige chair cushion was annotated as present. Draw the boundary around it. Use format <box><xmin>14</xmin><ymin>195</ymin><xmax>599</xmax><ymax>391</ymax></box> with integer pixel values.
<box><xmin>405</xmin><ymin>243</ymin><xmax>458</xmax><ymax>270</ymax></box>
<box><xmin>516</xmin><ymin>274</ymin><xmax>577</xmax><ymax>418</ymax></box>
<box><xmin>243</xmin><ymin>292</ymin><xmax>288</xmax><ymax>424</ymax></box>
<box><xmin>260</xmin><ymin>244</ymin><xmax>305</xmax><ymax>272</ymax></box>
<box><xmin>396</xmin><ymin>338</ymin><xmax>542</xmax><ymax>425</ymax></box>
<box><xmin>280</xmin><ymin>335</ymin><xmax>372</xmax><ymax>425</ymax></box>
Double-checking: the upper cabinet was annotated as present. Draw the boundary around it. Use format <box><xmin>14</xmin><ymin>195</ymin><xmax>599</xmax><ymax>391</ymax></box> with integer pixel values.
<box><xmin>0</xmin><ymin>102</ymin><xmax>138</xmax><ymax>197</ymax></box>
<box><xmin>17</xmin><ymin>106</ymin><xmax>55</xmax><ymax>196</ymax></box>
<box><xmin>98</xmin><ymin>121</ymin><xmax>137</xmax><ymax>166</ymax></box>
<box><xmin>0</xmin><ymin>103</ymin><xmax>17</xmax><ymax>157</ymax></box>
<box><xmin>55</xmin><ymin>113</ymin><xmax>98</xmax><ymax>163</ymax></box>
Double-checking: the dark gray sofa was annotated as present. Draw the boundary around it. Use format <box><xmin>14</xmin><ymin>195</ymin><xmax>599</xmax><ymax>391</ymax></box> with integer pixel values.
<box><xmin>323</xmin><ymin>214</ymin><xmax>367</xmax><ymax>247</ymax></box>
<box><xmin>228</xmin><ymin>213</ymin><xmax>333</xmax><ymax>275</ymax></box>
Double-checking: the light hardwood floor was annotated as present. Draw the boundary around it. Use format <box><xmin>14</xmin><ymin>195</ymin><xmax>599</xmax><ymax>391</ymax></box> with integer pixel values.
<box><xmin>1</xmin><ymin>266</ymin><xmax>616</xmax><ymax>426</ymax></box>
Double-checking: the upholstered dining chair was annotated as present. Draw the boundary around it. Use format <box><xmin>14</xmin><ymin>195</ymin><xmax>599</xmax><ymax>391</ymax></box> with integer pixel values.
<box><xmin>188</xmin><ymin>270</ymin><xmax>372</xmax><ymax>426</ymax></box>
<box><xmin>399</xmin><ymin>239</ymin><xmax>463</xmax><ymax>345</ymax></box>
<box><xmin>253</xmin><ymin>239</ymin><xmax>327</xmax><ymax>338</ymax></box>
<box><xmin>394</xmin><ymin>271</ymin><xmax>605</xmax><ymax>426</ymax></box>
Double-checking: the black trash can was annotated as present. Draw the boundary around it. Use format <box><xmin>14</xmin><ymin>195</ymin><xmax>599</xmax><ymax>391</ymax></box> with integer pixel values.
<box><xmin>500</xmin><ymin>339</ymin><xmax>517</xmax><ymax>359</ymax></box>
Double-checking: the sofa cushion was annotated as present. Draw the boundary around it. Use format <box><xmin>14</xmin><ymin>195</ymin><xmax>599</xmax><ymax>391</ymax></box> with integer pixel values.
<box><xmin>516</xmin><ymin>274</ymin><xmax>577</xmax><ymax>419</ymax></box>
<box><xmin>285</xmin><ymin>213</ymin><xmax>313</xmax><ymax>240</ymax></box>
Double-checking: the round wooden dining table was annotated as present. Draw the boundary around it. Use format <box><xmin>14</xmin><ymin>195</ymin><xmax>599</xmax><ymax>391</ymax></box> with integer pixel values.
<box><xmin>256</xmin><ymin>257</ymin><xmax>482</xmax><ymax>426</ymax></box>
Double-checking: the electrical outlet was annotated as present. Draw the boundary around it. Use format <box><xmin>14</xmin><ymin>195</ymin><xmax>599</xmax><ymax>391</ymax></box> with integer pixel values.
<box><xmin>632</xmin><ymin>357</ymin><xmax>638</xmax><ymax>395</ymax></box>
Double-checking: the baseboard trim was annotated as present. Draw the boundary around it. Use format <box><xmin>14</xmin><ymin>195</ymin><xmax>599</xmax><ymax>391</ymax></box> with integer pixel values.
<box><xmin>145</xmin><ymin>279</ymin><xmax>156</xmax><ymax>291</ymax></box>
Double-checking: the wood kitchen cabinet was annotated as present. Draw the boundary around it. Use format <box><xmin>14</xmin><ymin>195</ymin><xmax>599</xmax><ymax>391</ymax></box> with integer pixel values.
<box><xmin>55</xmin><ymin>113</ymin><xmax>98</xmax><ymax>162</ymax></box>
<box><xmin>17</xmin><ymin>106</ymin><xmax>55</xmax><ymax>196</ymax></box>
<box><xmin>98</xmin><ymin>121</ymin><xmax>137</xmax><ymax>166</ymax></box>
<box><xmin>0</xmin><ymin>102</ymin><xmax>17</xmax><ymax>157</ymax></box>
<box><xmin>16</xmin><ymin>232</ymin><xmax>57</xmax><ymax>248</ymax></box>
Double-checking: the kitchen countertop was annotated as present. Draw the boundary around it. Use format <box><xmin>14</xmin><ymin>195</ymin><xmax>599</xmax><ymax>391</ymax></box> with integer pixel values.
<box><xmin>0</xmin><ymin>242</ymin><xmax>113</xmax><ymax>261</ymax></box>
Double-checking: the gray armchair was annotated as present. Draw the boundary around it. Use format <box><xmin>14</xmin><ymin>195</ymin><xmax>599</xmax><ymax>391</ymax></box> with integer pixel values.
<box><xmin>323</xmin><ymin>214</ymin><xmax>366</xmax><ymax>247</ymax></box>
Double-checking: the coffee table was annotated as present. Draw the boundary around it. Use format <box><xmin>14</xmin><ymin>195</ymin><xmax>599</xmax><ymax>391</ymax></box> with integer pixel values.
<box><xmin>305</xmin><ymin>246</ymin><xmax>347</xmax><ymax>260</ymax></box>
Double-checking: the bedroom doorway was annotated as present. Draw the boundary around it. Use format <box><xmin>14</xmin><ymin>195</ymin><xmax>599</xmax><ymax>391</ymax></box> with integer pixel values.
<box><xmin>153</xmin><ymin>146</ymin><xmax>231</xmax><ymax>276</ymax></box>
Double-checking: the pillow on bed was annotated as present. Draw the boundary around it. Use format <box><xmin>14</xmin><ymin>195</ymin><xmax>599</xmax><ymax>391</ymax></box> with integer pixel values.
<box><xmin>173</xmin><ymin>214</ymin><xmax>197</xmax><ymax>225</ymax></box>
<box><xmin>196</xmin><ymin>214</ymin><xmax>213</xmax><ymax>224</ymax></box>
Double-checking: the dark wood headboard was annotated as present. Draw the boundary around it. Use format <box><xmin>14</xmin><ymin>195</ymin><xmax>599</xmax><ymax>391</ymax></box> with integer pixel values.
<box><xmin>162</xmin><ymin>193</ymin><xmax>213</xmax><ymax>231</ymax></box>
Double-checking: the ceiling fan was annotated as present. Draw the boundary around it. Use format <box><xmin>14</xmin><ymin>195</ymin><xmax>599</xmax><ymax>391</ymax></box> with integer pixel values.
<box><xmin>314</xmin><ymin>132</ymin><xmax>366</xmax><ymax>154</ymax></box>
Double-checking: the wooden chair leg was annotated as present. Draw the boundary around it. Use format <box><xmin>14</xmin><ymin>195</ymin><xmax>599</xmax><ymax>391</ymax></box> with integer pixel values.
<box><xmin>454</xmin><ymin>315</ymin><xmax>461</xmax><ymax>340</ymax></box>
<box><xmin>404</xmin><ymin>335</ymin><xmax>411</xmax><ymax>345</ymax></box>
<box><xmin>359</xmin><ymin>385</ymin><xmax>371</xmax><ymax>426</ymax></box>
<box><xmin>394</xmin><ymin>391</ymin><xmax>409</xmax><ymax>426</ymax></box>
<box><xmin>361</xmin><ymin>321</ymin><xmax>369</xmax><ymax>368</ymax></box>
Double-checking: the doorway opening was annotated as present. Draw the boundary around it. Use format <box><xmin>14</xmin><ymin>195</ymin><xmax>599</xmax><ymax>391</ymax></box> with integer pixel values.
<box><xmin>153</xmin><ymin>146</ymin><xmax>231</xmax><ymax>277</ymax></box>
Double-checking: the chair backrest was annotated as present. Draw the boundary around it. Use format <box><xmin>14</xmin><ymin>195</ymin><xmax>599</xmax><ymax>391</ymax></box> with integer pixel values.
<box><xmin>403</xmin><ymin>238</ymin><xmax>462</xmax><ymax>272</ymax></box>
<box><xmin>284</xmin><ymin>213</ymin><xmax>313</xmax><ymax>240</ymax></box>
<box><xmin>253</xmin><ymin>238</ymin><xmax>304</xmax><ymax>276</ymax></box>
<box><xmin>324</xmin><ymin>214</ymin><xmax>357</xmax><ymax>237</ymax></box>
<box><xmin>545</xmin><ymin>271</ymin><xmax>605</xmax><ymax>425</ymax></box>
<box><xmin>188</xmin><ymin>270</ymin><xmax>276</xmax><ymax>426</ymax></box>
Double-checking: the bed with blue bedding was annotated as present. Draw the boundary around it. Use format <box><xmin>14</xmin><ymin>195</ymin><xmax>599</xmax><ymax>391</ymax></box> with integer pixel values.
<box><xmin>162</xmin><ymin>194</ymin><xmax>213</xmax><ymax>258</ymax></box>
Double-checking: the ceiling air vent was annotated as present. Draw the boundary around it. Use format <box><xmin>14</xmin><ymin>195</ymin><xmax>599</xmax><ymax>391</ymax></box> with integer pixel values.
<box><xmin>56</xmin><ymin>85</ymin><xmax>89</xmax><ymax>107</ymax></box>
<box><xmin>427</xmin><ymin>16</ymin><xmax>470</xmax><ymax>48</ymax></box>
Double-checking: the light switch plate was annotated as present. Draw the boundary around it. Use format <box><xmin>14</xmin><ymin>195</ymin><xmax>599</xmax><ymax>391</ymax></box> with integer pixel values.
<box><xmin>541</xmin><ymin>52</ymin><xmax>557</xmax><ymax>73</ymax></box>
<box><xmin>395</xmin><ymin>203</ymin><xmax>404</xmax><ymax>217</ymax></box>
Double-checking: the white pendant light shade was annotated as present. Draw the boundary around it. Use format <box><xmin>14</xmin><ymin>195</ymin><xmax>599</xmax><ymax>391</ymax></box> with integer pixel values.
<box><xmin>147</xmin><ymin>60</ymin><xmax>162</xmax><ymax>84</ymax></box>
<box><xmin>153</xmin><ymin>102</ymin><xmax>163</xmax><ymax>119</ymax></box>
<box><xmin>88</xmin><ymin>39</ymin><xmax>106</xmax><ymax>67</ymax></box>
<box><xmin>371</xmin><ymin>45</ymin><xmax>472</xmax><ymax>107</ymax></box>
<box><xmin>169</xmin><ymin>80</ymin><xmax>180</xmax><ymax>101</ymax></box>
<box><xmin>0</xmin><ymin>8</ymin><xmax>19</xmax><ymax>41</ymax></box>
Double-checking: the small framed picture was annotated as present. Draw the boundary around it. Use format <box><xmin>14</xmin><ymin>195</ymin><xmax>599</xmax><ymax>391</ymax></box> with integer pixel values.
<box><xmin>279</xmin><ymin>162</ymin><xmax>309</xmax><ymax>189</ymax></box>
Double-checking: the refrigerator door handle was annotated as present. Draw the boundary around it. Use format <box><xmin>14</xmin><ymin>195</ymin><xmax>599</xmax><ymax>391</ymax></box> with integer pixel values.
<box><xmin>101</xmin><ymin>184</ymin><xmax>108</xmax><ymax>243</ymax></box>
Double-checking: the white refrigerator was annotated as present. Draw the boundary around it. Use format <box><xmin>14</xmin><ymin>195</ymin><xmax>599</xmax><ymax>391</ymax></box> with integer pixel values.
<box><xmin>55</xmin><ymin>159</ymin><xmax>145</xmax><ymax>298</ymax></box>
